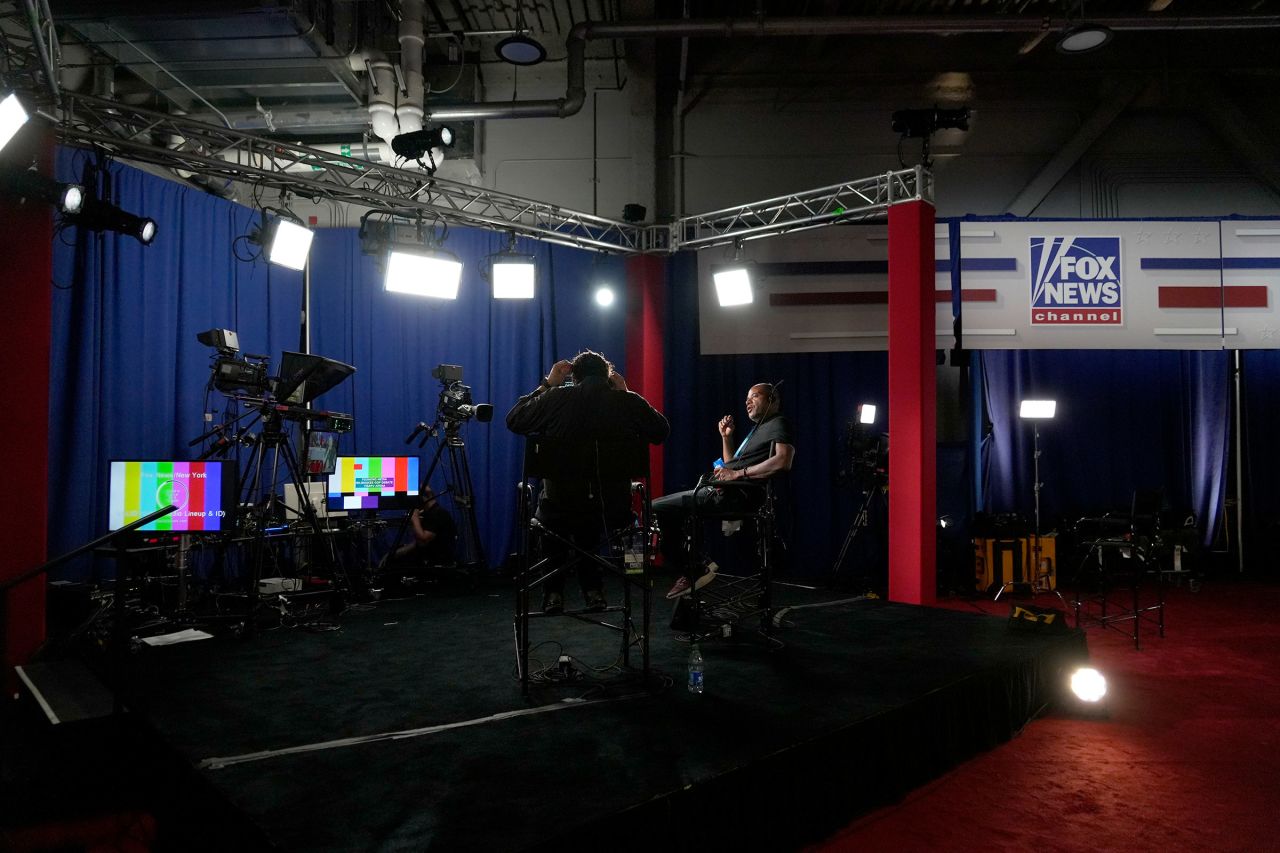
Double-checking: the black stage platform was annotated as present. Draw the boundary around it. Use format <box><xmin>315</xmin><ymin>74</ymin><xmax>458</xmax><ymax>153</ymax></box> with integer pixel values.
<box><xmin>13</xmin><ymin>581</ymin><xmax>1088</xmax><ymax>852</ymax></box>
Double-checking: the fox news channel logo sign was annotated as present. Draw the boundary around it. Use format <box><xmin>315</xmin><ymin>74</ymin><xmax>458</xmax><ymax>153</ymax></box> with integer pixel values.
<box><xmin>1029</xmin><ymin>236</ymin><xmax>1123</xmax><ymax>326</ymax></box>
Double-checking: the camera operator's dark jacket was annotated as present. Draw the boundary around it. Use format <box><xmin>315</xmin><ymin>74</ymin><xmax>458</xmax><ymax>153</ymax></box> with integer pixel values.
<box><xmin>506</xmin><ymin>375</ymin><xmax>669</xmax><ymax>527</ymax></box>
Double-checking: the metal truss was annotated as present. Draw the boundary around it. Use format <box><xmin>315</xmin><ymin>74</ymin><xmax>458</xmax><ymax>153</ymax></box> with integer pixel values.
<box><xmin>0</xmin><ymin>1</ymin><xmax>61</xmax><ymax>107</ymax></box>
<box><xmin>57</xmin><ymin>93</ymin><xmax>662</xmax><ymax>254</ymax></box>
<box><xmin>53</xmin><ymin>92</ymin><xmax>929</xmax><ymax>255</ymax></box>
<box><xmin>671</xmin><ymin>168</ymin><xmax>931</xmax><ymax>252</ymax></box>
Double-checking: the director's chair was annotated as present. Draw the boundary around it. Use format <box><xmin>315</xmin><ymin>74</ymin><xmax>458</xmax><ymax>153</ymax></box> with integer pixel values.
<box><xmin>513</xmin><ymin>436</ymin><xmax>653</xmax><ymax>696</ymax></box>
<box><xmin>672</xmin><ymin>473</ymin><xmax>782</xmax><ymax>647</ymax></box>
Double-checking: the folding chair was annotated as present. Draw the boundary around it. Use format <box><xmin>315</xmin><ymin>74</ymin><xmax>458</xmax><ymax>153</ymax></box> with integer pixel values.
<box><xmin>513</xmin><ymin>436</ymin><xmax>653</xmax><ymax>695</ymax></box>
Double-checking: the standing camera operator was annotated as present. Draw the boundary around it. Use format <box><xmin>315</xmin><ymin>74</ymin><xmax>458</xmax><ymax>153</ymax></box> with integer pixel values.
<box><xmin>506</xmin><ymin>350</ymin><xmax>669</xmax><ymax>613</ymax></box>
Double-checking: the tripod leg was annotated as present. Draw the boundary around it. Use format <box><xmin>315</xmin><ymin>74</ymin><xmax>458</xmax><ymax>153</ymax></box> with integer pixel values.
<box><xmin>446</xmin><ymin>443</ymin><xmax>487</xmax><ymax>571</ymax></box>
<box><xmin>831</xmin><ymin>488</ymin><xmax>876</xmax><ymax>582</ymax></box>
<box><xmin>280</xmin><ymin>438</ymin><xmax>349</xmax><ymax>609</ymax></box>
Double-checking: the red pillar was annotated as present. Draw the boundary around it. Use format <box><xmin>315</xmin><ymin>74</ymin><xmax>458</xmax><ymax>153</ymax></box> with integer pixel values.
<box><xmin>887</xmin><ymin>199</ymin><xmax>936</xmax><ymax>606</ymax></box>
<box><xmin>0</xmin><ymin>131</ymin><xmax>52</xmax><ymax>690</ymax></box>
<box><xmin>625</xmin><ymin>254</ymin><xmax>667</xmax><ymax>498</ymax></box>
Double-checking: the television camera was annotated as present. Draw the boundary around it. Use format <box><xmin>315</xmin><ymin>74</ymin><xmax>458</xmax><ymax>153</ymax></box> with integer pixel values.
<box><xmin>432</xmin><ymin>364</ymin><xmax>493</xmax><ymax>424</ymax></box>
<box><xmin>838</xmin><ymin>420</ymin><xmax>888</xmax><ymax>490</ymax></box>
<box><xmin>198</xmin><ymin>328</ymin><xmax>270</xmax><ymax>395</ymax></box>
<box><xmin>395</xmin><ymin>364</ymin><xmax>491</xmax><ymax>571</ymax></box>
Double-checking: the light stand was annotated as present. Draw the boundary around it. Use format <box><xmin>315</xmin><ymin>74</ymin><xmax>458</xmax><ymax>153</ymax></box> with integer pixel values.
<box><xmin>830</xmin><ymin>403</ymin><xmax>885</xmax><ymax>587</ymax></box>
<box><xmin>998</xmin><ymin>399</ymin><xmax>1066</xmax><ymax>605</ymax></box>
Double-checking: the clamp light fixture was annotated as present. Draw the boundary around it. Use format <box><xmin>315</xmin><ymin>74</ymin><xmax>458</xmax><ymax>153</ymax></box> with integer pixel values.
<box><xmin>489</xmin><ymin>233</ymin><xmax>535</xmax><ymax>299</ymax></box>
<box><xmin>0</xmin><ymin>165</ymin><xmax>84</xmax><ymax>214</ymax></box>
<box><xmin>259</xmin><ymin>213</ymin><xmax>314</xmax><ymax>270</ymax></box>
<box><xmin>0</xmin><ymin>92</ymin><xmax>29</xmax><ymax>154</ymax></box>
<box><xmin>390</xmin><ymin>125</ymin><xmax>456</xmax><ymax>172</ymax></box>
<box><xmin>713</xmin><ymin>241</ymin><xmax>754</xmax><ymax>307</ymax></box>
<box><xmin>71</xmin><ymin>196</ymin><xmax>157</xmax><ymax>245</ymax></box>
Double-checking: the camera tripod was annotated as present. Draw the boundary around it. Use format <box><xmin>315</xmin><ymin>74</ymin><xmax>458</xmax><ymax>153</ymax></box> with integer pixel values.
<box><xmin>830</xmin><ymin>479</ymin><xmax>886</xmax><ymax>587</ymax></box>
<box><xmin>398</xmin><ymin>414</ymin><xmax>486</xmax><ymax>570</ymax></box>
<box><xmin>236</xmin><ymin>404</ymin><xmax>348</xmax><ymax>631</ymax></box>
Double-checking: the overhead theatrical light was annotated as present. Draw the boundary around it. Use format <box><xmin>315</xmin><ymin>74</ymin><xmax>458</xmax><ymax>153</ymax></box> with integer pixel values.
<box><xmin>70</xmin><ymin>195</ymin><xmax>158</xmax><ymax>245</ymax></box>
<box><xmin>385</xmin><ymin>243</ymin><xmax>464</xmax><ymax>299</ymax></box>
<box><xmin>857</xmin><ymin>403</ymin><xmax>877</xmax><ymax>425</ymax></box>
<box><xmin>594</xmin><ymin>286</ymin><xmax>616</xmax><ymax>308</ymax></box>
<box><xmin>0</xmin><ymin>166</ymin><xmax>85</xmax><ymax>214</ymax></box>
<box><xmin>0</xmin><ymin>92</ymin><xmax>29</xmax><ymax>154</ymax></box>
<box><xmin>1056</xmin><ymin>1</ymin><xmax>1112</xmax><ymax>54</ymax></box>
<box><xmin>496</xmin><ymin>33</ymin><xmax>546</xmax><ymax>66</ymax></box>
<box><xmin>496</xmin><ymin>0</ymin><xmax>546</xmax><ymax>66</ymax></box>
<box><xmin>259</xmin><ymin>214</ymin><xmax>314</xmax><ymax>271</ymax></box>
<box><xmin>390</xmin><ymin>125</ymin><xmax>456</xmax><ymax>171</ymax></box>
<box><xmin>1056</xmin><ymin>23</ymin><xmax>1113</xmax><ymax>54</ymax></box>
<box><xmin>713</xmin><ymin>243</ymin><xmax>754</xmax><ymax>307</ymax></box>
<box><xmin>489</xmin><ymin>234</ymin><xmax>535</xmax><ymax>299</ymax></box>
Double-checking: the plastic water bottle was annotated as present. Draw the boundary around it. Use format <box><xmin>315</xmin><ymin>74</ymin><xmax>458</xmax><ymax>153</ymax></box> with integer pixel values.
<box><xmin>687</xmin><ymin>643</ymin><xmax>704</xmax><ymax>694</ymax></box>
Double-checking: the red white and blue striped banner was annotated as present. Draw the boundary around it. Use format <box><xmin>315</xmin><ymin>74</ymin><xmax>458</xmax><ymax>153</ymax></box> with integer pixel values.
<box><xmin>696</xmin><ymin>220</ymin><xmax>1280</xmax><ymax>354</ymax></box>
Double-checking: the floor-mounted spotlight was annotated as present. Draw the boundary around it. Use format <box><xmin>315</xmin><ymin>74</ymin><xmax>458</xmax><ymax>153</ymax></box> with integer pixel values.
<box><xmin>1069</xmin><ymin>666</ymin><xmax>1108</xmax><ymax>703</ymax></box>
<box><xmin>713</xmin><ymin>243</ymin><xmax>754</xmax><ymax>307</ymax></box>
<box><xmin>0</xmin><ymin>92</ymin><xmax>29</xmax><ymax>154</ymax></box>
<box><xmin>0</xmin><ymin>166</ymin><xmax>84</xmax><ymax>214</ymax></box>
<box><xmin>390</xmin><ymin>125</ymin><xmax>455</xmax><ymax>172</ymax></box>
<box><xmin>385</xmin><ymin>243</ymin><xmax>463</xmax><ymax>299</ymax></box>
<box><xmin>489</xmin><ymin>233</ymin><xmax>535</xmax><ymax>299</ymax></box>
<box><xmin>257</xmin><ymin>212</ymin><xmax>314</xmax><ymax>270</ymax></box>
<box><xmin>71</xmin><ymin>195</ymin><xmax>157</xmax><ymax>245</ymax></box>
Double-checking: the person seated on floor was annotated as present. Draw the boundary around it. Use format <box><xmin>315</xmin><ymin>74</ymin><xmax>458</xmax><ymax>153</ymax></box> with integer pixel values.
<box><xmin>653</xmin><ymin>381</ymin><xmax>795</xmax><ymax>599</ymax></box>
<box><xmin>506</xmin><ymin>350</ymin><xmax>669</xmax><ymax>613</ymax></box>
<box><xmin>382</xmin><ymin>487</ymin><xmax>457</xmax><ymax>583</ymax></box>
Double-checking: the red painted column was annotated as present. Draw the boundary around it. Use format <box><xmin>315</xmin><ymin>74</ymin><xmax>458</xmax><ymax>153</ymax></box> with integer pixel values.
<box><xmin>887</xmin><ymin>199</ymin><xmax>937</xmax><ymax>606</ymax></box>
<box><xmin>625</xmin><ymin>254</ymin><xmax>666</xmax><ymax>498</ymax></box>
<box><xmin>0</xmin><ymin>131</ymin><xmax>52</xmax><ymax>691</ymax></box>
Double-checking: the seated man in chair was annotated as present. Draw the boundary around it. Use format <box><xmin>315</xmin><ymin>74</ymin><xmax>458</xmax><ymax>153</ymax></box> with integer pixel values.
<box><xmin>655</xmin><ymin>382</ymin><xmax>795</xmax><ymax>599</ymax></box>
<box><xmin>506</xmin><ymin>350</ymin><xmax>669</xmax><ymax>613</ymax></box>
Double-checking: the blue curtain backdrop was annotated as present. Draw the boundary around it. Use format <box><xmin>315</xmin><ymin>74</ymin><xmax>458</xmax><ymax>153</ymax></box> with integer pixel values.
<box><xmin>1242</xmin><ymin>350</ymin><xmax>1280</xmax><ymax>554</ymax></box>
<box><xmin>47</xmin><ymin>151</ymin><xmax>1257</xmax><ymax>582</ymax></box>
<box><xmin>49</xmin><ymin>152</ymin><xmax>625</xmax><ymax>580</ymax></box>
<box><xmin>977</xmin><ymin>349</ymin><xmax>1230</xmax><ymax>544</ymax></box>
<box><xmin>662</xmin><ymin>251</ymin><xmax>892</xmax><ymax>581</ymax></box>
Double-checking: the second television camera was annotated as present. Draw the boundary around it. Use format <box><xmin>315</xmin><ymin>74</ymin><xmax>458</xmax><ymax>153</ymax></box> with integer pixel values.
<box><xmin>433</xmin><ymin>364</ymin><xmax>493</xmax><ymax>424</ymax></box>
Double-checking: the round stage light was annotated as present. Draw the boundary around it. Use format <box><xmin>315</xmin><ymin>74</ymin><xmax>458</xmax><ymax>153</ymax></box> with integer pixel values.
<box><xmin>60</xmin><ymin>184</ymin><xmax>85</xmax><ymax>215</ymax></box>
<box><xmin>1069</xmin><ymin>667</ymin><xmax>1107</xmax><ymax>703</ymax></box>
<box><xmin>594</xmin><ymin>286</ymin><xmax>615</xmax><ymax>307</ymax></box>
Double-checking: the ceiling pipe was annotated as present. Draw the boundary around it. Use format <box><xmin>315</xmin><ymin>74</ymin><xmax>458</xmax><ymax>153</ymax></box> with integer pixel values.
<box><xmin>175</xmin><ymin>13</ymin><xmax>1280</xmax><ymax>130</ymax></box>
<box><xmin>397</xmin><ymin>0</ymin><xmax>426</xmax><ymax>137</ymax></box>
<box><xmin>365</xmin><ymin>49</ymin><xmax>399</xmax><ymax>145</ymax></box>
<box><xmin>425</xmin><ymin>12</ymin><xmax>1280</xmax><ymax>122</ymax></box>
